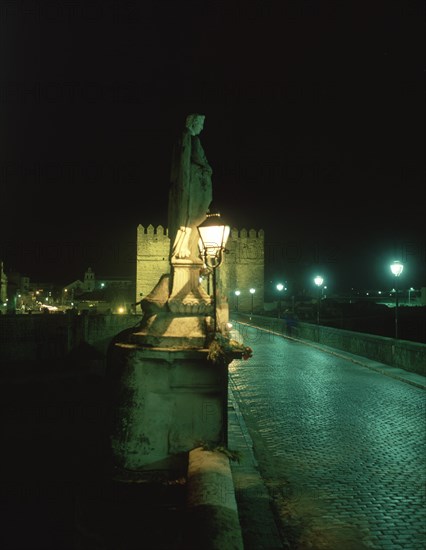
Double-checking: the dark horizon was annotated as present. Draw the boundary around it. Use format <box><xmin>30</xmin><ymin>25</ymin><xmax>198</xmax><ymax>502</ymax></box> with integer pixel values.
<box><xmin>1</xmin><ymin>1</ymin><xmax>424</xmax><ymax>291</ymax></box>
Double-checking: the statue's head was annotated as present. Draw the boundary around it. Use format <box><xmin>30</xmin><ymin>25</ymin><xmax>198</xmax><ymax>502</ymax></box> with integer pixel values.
<box><xmin>185</xmin><ymin>114</ymin><xmax>205</xmax><ymax>136</ymax></box>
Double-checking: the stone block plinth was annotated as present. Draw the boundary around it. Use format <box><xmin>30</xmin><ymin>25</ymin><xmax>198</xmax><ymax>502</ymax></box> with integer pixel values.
<box><xmin>108</xmin><ymin>344</ymin><xmax>228</xmax><ymax>473</ymax></box>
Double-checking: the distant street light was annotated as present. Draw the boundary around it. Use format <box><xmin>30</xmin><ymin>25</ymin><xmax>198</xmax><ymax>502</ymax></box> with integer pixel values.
<box><xmin>276</xmin><ymin>283</ymin><xmax>284</xmax><ymax>318</ymax></box>
<box><xmin>408</xmin><ymin>287</ymin><xmax>414</xmax><ymax>305</ymax></box>
<box><xmin>314</xmin><ymin>276</ymin><xmax>324</xmax><ymax>287</ymax></box>
<box><xmin>390</xmin><ymin>261</ymin><xmax>404</xmax><ymax>339</ymax></box>
<box><xmin>234</xmin><ymin>290</ymin><xmax>241</xmax><ymax>311</ymax></box>
<box><xmin>249</xmin><ymin>288</ymin><xmax>256</xmax><ymax>315</ymax></box>
<box><xmin>314</xmin><ymin>276</ymin><xmax>324</xmax><ymax>338</ymax></box>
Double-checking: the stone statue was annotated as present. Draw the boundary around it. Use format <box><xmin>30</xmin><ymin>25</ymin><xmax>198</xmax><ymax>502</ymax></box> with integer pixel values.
<box><xmin>168</xmin><ymin>114</ymin><xmax>213</xmax><ymax>263</ymax></box>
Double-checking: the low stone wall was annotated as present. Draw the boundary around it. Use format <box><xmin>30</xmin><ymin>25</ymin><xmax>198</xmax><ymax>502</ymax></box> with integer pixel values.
<box><xmin>308</xmin><ymin>323</ymin><xmax>426</xmax><ymax>376</ymax></box>
<box><xmin>83</xmin><ymin>313</ymin><xmax>141</xmax><ymax>355</ymax></box>
<box><xmin>3</xmin><ymin>312</ymin><xmax>423</xmax><ymax>377</ymax></box>
<box><xmin>233</xmin><ymin>313</ymin><xmax>426</xmax><ymax>376</ymax></box>
<box><xmin>0</xmin><ymin>313</ymin><xmax>140</xmax><ymax>364</ymax></box>
<box><xmin>182</xmin><ymin>447</ymin><xmax>244</xmax><ymax>550</ymax></box>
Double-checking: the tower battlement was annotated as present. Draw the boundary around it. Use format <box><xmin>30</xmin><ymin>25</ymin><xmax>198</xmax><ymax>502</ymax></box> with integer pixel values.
<box><xmin>230</xmin><ymin>227</ymin><xmax>264</xmax><ymax>239</ymax></box>
<box><xmin>137</xmin><ymin>224</ymin><xmax>169</xmax><ymax>236</ymax></box>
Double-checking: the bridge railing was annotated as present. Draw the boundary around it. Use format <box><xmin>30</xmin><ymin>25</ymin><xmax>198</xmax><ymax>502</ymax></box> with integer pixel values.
<box><xmin>0</xmin><ymin>313</ymin><xmax>141</xmax><ymax>375</ymax></box>
<box><xmin>231</xmin><ymin>313</ymin><xmax>426</xmax><ymax>377</ymax></box>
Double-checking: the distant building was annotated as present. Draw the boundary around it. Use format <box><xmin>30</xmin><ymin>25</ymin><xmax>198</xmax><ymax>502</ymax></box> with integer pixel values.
<box><xmin>83</xmin><ymin>267</ymin><xmax>95</xmax><ymax>292</ymax></box>
<box><xmin>96</xmin><ymin>274</ymin><xmax>134</xmax><ymax>292</ymax></box>
<box><xmin>64</xmin><ymin>279</ymin><xmax>85</xmax><ymax>295</ymax></box>
<box><xmin>64</xmin><ymin>268</ymin><xmax>102</xmax><ymax>297</ymax></box>
<box><xmin>65</xmin><ymin>267</ymin><xmax>134</xmax><ymax>314</ymax></box>
<box><xmin>5</xmin><ymin>271</ymin><xmax>33</xmax><ymax>312</ymax></box>
<box><xmin>21</xmin><ymin>276</ymin><xmax>30</xmax><ymax>294</ymax></box>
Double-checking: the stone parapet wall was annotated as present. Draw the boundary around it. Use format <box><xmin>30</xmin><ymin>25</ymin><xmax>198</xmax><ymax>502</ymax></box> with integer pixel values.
<box><xmin>233</xmin><ymin>313</ymin><xmax>426</xmax><ymax>376</ymax></box>
<box><xmin>0</xmin><ymin>314</ymin><xmax>139</xmax><ymax>366</ymax></box>
<box><xmin>295</xmin><ymin>321</ymin><xmax>426</xmax><ymax>375</ymax></box>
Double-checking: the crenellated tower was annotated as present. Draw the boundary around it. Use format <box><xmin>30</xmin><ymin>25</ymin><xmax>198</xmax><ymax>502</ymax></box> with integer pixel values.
<box><xmin>136</xmin><ymin>224</ymin><xmax>264</xmax><ymax>313</ymax></box>
<box><xmin>136</xmin><ymin>224</ymin><xmax>170</xmax><ymax>302</ymax></box>
<box><xmin>222</xmin><ymin>227</ymin><xmax>265</xmax><ymax>313</ymax></box>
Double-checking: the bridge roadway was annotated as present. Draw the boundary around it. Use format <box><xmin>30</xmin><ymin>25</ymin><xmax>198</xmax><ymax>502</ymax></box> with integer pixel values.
<box><xmin>227</xmin><ymin>318</ymin><xmax>426</xmax><ymax>550</ymax></box>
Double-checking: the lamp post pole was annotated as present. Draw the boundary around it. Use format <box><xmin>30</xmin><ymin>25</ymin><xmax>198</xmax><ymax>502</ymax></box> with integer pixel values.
<box><xmin>206</xmin><ymin>273</ymin><xmax>211</xmax><ymax>295</ymax></box>
<box><xmin>394</xmin><ymin>277</ymin><xmax>399</xmax><ymax>340</ymax></box>
<box><xmin>390</xmin><ymin>261</ymin><xmax>404</xmax><ymax>339</ymax></box>
<box><xmin>212</xmin><ymin>267</ymin><xmax>218</xmax><ymax>333</ymax></box>
<box><xmin>198</xmin><ymin>211</ymin><xmax>231</xmax><ymax>447</ymax></box>
<box><xmin>234</xmin><ymin>290</ymin><xmax>240</xmax><ymax>312</ymax></box>
<box><xmin>314</xmin><ymin>276</ymin><xmax>324</xmax><ymax>341</ymax></box>
<box><xmin>249</xmin><ymin>288</ymin><xmax>255</xmax><ymax>316</ymax></box>
<box><xmin>276</xmin><ymin>283</ymin><xmax>284</xmax><ymax>318</ymax></box>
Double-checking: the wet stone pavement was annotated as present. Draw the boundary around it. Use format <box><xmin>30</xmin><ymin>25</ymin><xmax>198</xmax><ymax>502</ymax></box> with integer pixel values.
<box><xmin>228</xmin><ymin>320</ymin><xmax>426</xmax><ymax>550</ymax></box>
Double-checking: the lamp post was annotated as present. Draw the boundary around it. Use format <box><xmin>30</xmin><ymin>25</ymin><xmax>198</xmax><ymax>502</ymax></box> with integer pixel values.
<box><xmin>408</xmin><ymin>287</ymin><xmax>414</xmax><ymax>306</ymax></box>
<box><xmin>197</xmin><ymin>212</ymin><xmax>230</xmax><ymax>333</ymax></box>
<box><xmin>314</xmin><ymin>275</ymin><xmax>324</xmax><ymax>339</ymax></box>
<box><xmin>276</xmin><ymin>283</ymin><xmax>284</xmax><ymax>318</ymax></box>
<box><xmin>390</xmin><ymin>261</ymin><xmax>404</xmax><ymax>339</ymax></box>
<box><xmin>249</xmin><ymin>288</ymin><xmax>255</xmax><ymax>316</ymax></box>
<box><xmin>234</xmin><ymin>290</ymin><xmax>240</xmax><ymax>311</ymax></box>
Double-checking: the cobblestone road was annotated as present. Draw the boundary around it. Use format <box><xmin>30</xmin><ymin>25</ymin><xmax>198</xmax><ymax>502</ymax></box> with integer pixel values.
<box><xmin>228</xmin><ymin>320</ymin><xmax>426</xmax><ymax>550</ymax></box>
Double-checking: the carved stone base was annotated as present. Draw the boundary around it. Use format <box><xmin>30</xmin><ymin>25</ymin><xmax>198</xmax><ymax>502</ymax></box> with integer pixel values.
<box><xmin>168</xmin><ymin>261</ymin><xmax>212</xmax><ymax>314</ymax></box>
<box><xmin>131</xmin><ymin>312</ymin><xmax>214</xmax><ymax>349</ymax></box>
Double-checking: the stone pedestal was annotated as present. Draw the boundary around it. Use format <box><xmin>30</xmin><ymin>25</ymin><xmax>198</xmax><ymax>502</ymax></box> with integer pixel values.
<box><xmin>108</xmin><ymin>345</ymin><xmax>228</xmax><ymax>473</ymax></box>
<box><xmin>105</xmin><ymin>268</ymin><xmax>237</xmax><ymax>475</ymax></box>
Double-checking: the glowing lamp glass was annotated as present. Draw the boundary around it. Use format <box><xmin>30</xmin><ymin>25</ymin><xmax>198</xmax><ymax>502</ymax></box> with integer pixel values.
<box><xmin>390</xmin><ymin>261</ymin><xmax>403</xmax><ymax>277</ymax></box>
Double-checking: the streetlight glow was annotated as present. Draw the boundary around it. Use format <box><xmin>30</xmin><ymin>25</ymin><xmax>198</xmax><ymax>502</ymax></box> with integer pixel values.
<box><xmin>197</xmin><ymin>212</ymin><xmax>230</xmax><ymax>266</ymax></box>
<box><xmin>276</xmin><ymin>283</ymin><xmax>284</xmax><ymax>317</ymax></box>
<box><xmin>390</xmin><ymin>261</ymin><xmax>404</xmax><ymax>339</ymax></box>
<box><xmin>197</xmin><ymin>211</ymin><xmax>231</xmax><ymax>333</ymax></box>
<box><xmin>313</xmin><ymin>275</ymin><xmax>324</xmax><ymax>337</ymax></box>
<box><xmin>390</xmin><ymin>261</ymin><xmax>404</xmax><ymax>277</ymax></box>
<box><xmin>249</xmin><ymin>288</ymin><xmax>255</xmax><ymax>315</ymax></box>
<box><xmin>314</xmin><ymin>276</ymin><xmax>324</xmax><ymax>287</ymax></box>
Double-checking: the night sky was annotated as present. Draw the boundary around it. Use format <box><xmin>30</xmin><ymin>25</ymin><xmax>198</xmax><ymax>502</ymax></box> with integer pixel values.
<box><xmin>0</xmin><ymin>0</ymin><xmax>424</xmax><ymax>292</ymax></box>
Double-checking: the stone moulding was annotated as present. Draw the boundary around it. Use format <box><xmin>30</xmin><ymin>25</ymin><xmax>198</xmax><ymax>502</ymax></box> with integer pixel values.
<box><xmin>115</xmin><ymin>339</ymin><xmax>251</xmax><ymax>364</ymax></box>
